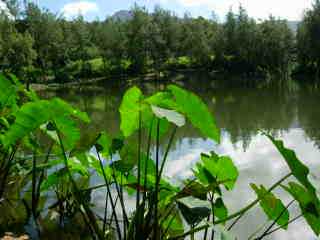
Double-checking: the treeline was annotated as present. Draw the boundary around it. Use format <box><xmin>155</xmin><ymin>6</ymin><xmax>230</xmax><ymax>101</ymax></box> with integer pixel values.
<box><xmin>296</xmin><ymin>0</ymin><xmax>320</xmax><ymax>77</ymax></box>
<box><xmin>0</xmin><ymin>1</ymin><xmax>319</xmax><ymax>83</ymax></box>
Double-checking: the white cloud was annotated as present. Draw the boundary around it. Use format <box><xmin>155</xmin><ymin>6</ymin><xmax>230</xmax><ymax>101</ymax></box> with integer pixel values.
<box><xmin>173</xmin><ymin>0</ymin><xmax>313</xmax><ymax>20</ymax></box>
<box><xmin>0</xmin><ymin>0</ymin><xmax>14</xmax><ymax>19</ymax></box>
<box><xmin>177</xmin><ymin>0</ymin><xmax>215</xmax><ymax>7</ymax></box>
<box><xmin>62</xmin><ymin>1</ymin><xmax>99</xmax><ymax>18</ymax></box>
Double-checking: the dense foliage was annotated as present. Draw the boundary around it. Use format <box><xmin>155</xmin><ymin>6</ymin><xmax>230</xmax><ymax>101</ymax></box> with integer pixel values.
<box><xmin>296</xmin><ymin>0</ymin><xmax>320</xmax><ymax>78</ymax></box>
<box><xmin>0</xmin><ymin>1</ymin><xmax>296</xmax><ymax>83</ymax></box>
<box><xmin>1</xmin><ymin>74</ymin><xmax>320</xmax><ymax>239</ymax></box>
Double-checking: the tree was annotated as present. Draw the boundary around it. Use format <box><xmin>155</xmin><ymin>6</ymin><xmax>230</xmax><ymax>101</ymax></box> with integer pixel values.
<box><xmin>126</xmin><ymin>5</ymin><xmax>150</xmax><ymax>73</ymax></box>
<box><xmin>95</xmin><ymin>19</ymin><xmax>127</xmax><ymax>73</ymax></box>
<box><xmin>0</xmin><ymin>14</ymin><xmax>36</xmax><ymax>77</ymax></box>
<box><xmin>297</xmin><ymin>0</ymin><xmax>320</xmax><ymax>76</ymax></box>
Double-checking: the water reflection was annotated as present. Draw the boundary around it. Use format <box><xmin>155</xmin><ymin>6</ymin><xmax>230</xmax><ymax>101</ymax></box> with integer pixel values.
<box><xmin>40</xmin><ymin>78</ymin><xmax>320</xmax><ymax>239</ymax></box>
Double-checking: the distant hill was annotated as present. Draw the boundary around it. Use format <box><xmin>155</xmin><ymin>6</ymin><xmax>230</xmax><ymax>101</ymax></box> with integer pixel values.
<box><xmin>110</xmin><ymin>10</ymin><xmax>300</xmax><ymax>34</ymax></box>
<box><xmin>112</xmin><ymin>10</ymin><xmax>133</xmax><ymax>21</ymax></box>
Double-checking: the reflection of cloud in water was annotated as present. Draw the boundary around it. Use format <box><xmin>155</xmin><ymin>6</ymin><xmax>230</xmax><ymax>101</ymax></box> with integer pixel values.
<box><xmin>164</xmin><ymin>128</ymin><xmax>320</xmax><ymax>240</ymax></box>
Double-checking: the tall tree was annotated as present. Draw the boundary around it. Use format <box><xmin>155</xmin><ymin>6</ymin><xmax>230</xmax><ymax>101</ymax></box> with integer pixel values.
<box><xmin>297</xmin><ymin>0</ymin><xmax>320</xmax><ymax>76</ymax></box>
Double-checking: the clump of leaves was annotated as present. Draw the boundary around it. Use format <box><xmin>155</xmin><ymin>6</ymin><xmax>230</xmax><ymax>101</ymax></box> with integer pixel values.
<box><xmin>1</xmin><ymin>74</ymin><xmax>320</xmax><ymax>240</ymax></box>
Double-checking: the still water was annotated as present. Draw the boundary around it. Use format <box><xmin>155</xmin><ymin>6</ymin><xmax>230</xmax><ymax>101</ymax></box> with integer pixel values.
<box><xmin>41</xmin><ymin>76</ymin><xmax>320</xmax><ymax>240</ymax></box>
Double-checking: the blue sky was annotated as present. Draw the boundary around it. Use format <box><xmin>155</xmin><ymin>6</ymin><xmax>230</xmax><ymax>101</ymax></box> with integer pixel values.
<box><xmin>31</xmin><ymin>0</ymin><xmax>313</xmax><ymax>21</ymax></box>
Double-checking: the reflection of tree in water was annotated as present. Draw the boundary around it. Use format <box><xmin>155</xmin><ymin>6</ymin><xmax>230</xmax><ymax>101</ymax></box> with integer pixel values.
<box><xmin>39</xmin><ymin>78</ymin><xmax>320</xmax><ymax>152</ymax></box>
<box><xmin>297</xmin><ymin>83</ymin><xmax>320</xmax><ymax>149</ymax></box>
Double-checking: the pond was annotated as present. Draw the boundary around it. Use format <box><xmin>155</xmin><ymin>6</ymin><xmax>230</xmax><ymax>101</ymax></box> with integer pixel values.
<box><xmin>39</xmin><ymin>75</ymin><xmax>320</xmax><ymax>240</ymax></box>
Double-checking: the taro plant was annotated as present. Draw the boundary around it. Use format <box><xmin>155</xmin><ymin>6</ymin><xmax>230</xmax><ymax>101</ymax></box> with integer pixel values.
<box><xmin>0</xmin><ymin>73</ymin><xmax>320</xmax><ymax>240</ymax></box>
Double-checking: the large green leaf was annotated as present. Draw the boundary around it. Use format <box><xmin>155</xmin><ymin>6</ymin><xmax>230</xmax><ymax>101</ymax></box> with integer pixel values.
<box><xmin>2</xmin><ymin>100</ymin><xmax>50</xmax><ymax>147</ymax></box>
<box><xmin>283</xmin><ymin>182</ymin><xmax>320</xmax><ymax>235</ymax></box>
<box><xmin>120</xmin><ymin>87</ymin><xmax>170</xmax><ymax>139</ymax></box>
<box><xmin>144</xmin><ymin>91</ymin><xmax>177</xmax><ymax>109</ymax></box>
<box><xmin>194</xmin><ymin>153</ymin><xmax>238</xmax><ymax>190</ymax></box>
<box><xmin>167</xmin><ymin>85</ymin><xmax>220</xmax><ymax>143</ymax></box>
<box><xmin>251</xmin><ymin>183</ymin><xmax>289</xmax><ymax>229</ymax></box>
<box><xmin>119</xmin><ymin>86</ymin><xmax>142</xmax><ymax>137</ymax></box>
<box><xmin>120</xmin><ymin>86</ymin><xmax>152</xmax><ymax>137</ymax></box>
<box><xmin>1</xmin><ymin>98</ymin><xmax>89</xmax><ymax>148</ymax></box>
<box><xmin>54</xmin><ymin>116</ymin><xmax>81</xmax><ymax>150</ymax></box>
<box><xmin>267</xmin><ymin>135</ymin><xmax>316</xmax><ymax>196</ymax></box>
<box><xmin>0</xmin><ymin>74</ymin><xmax>21</xmax><ymax>110</ymax></box>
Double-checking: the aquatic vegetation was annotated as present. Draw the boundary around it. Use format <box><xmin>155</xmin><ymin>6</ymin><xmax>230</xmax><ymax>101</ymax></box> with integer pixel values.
<box><xmin>1</xmin><ymin>74</ymin><xmax>320</xmax><ymax>239</ymax></box>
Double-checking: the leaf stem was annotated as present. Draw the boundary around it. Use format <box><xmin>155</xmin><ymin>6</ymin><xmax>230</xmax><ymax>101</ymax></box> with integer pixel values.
<box><xmin>215</xmin><ymin>172</ymin><xmax>292</xmax><ymax>225</ymax></box>
<box><xmin>136</xmin><ymin>110</ymin><xmax>142</xmax><ymax>239</ymax></box>
<box><xmin>55</xmin><ymin>123</ymin><xmax>104</xmax><ymax>240</ymax></box>
<box><xmin>154</xmin><ymin>119</ymin><xmax>161</xmax><ymax>240</ymax></box>
<box><xmin>255</xmin><ymin>199</ymin><xmax>295</xmax><ymax>240</ymax></box>
<box><xmin>169</xmin><ymin>173</ymin><xmax>292</xmax><ymax>240</ymax></box>
<box><xmin>263</xmin><ymin>214</ymin><xmax>303</xmax><ymax>238</ymax></box>
<box><xmin>96</xmin><ymin>149</ymin><xmax>122</xmax><ymax>240</ymax></box>
<box><xmin>158</xmin><ymin>126</ymin><xmax>177</xmax><ymax>179</ymax></box>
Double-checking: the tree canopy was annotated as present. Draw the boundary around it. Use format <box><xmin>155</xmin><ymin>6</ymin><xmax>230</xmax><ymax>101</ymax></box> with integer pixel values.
<box><xmin>0</xmin><ymin>1</ymin><xmax>314</xmax><ymax>83</ymax></box>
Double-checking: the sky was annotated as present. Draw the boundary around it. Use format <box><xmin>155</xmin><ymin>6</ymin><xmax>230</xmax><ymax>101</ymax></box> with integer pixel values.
<box><xmin>7</xmin><ymin>0</ymin><xmax>317</xmax><ymax>21</ymax></box>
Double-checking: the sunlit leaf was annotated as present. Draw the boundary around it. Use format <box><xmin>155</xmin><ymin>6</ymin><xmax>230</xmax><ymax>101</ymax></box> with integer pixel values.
<box><xmin>119</xmin><ymin>86</ymin><xmax>146</xmax><ymax>137</ymax></box>
<box><xmin>144</xmin><ymin>91</ymin><xmax>176</xmax><ymax>109</ymax></box>
<box><xmin>151</xmin><ymin>105</ymin><xmax>185</xmax><ymax>127</ymax></box>
<box><xmin>168</xmin><ymin>85</ymin><xmax>220</xmax><ymax>142</ymax></box>
<box><xmin>194</xmin><ymin>153</ymin><xmax>238</xmax><ymax>190</ymax></box>
<box><xmin>2</xmin><ymin>98</ymin><xmax>89</xmax><ymax>148</ymax></box>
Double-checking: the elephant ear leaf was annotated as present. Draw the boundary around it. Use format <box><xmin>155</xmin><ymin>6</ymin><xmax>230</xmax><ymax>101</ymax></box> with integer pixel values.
<box><xmin>119</xmin><ymin>86</ymin><xmax>143</xmax><ymax>137</ymax></box>
<box><xmin>2</xmin><ymin>99</ymin><xmax>89</xmax><ymax>148</ymax></box>
<box><xmin>267</xmin><ymin>135</ymin><xmax>316</xmax><ymax>196</ymax></box>
<box><xmin>167</xmin><ymin>85</ymin><xmax>220</xmax><ymax>143</ymax></box>
<box><xmin>251</xmin><ymin>184</ymin><xmax>289</xmax><ymax>229</ymax></box>
<box><xmin>194</xmin><ymin>153</ymin><xmax>238</xmax><ymax>190</ymax></box>
<box><xmin>0</xmin><ymin>74</ymin><xmax>22</xmax><ymax>110</ymax></box>
<box><xmin>282</xmin><ymin>182</ymin><xmax>320</xmax><ymax>236</ymax></box>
